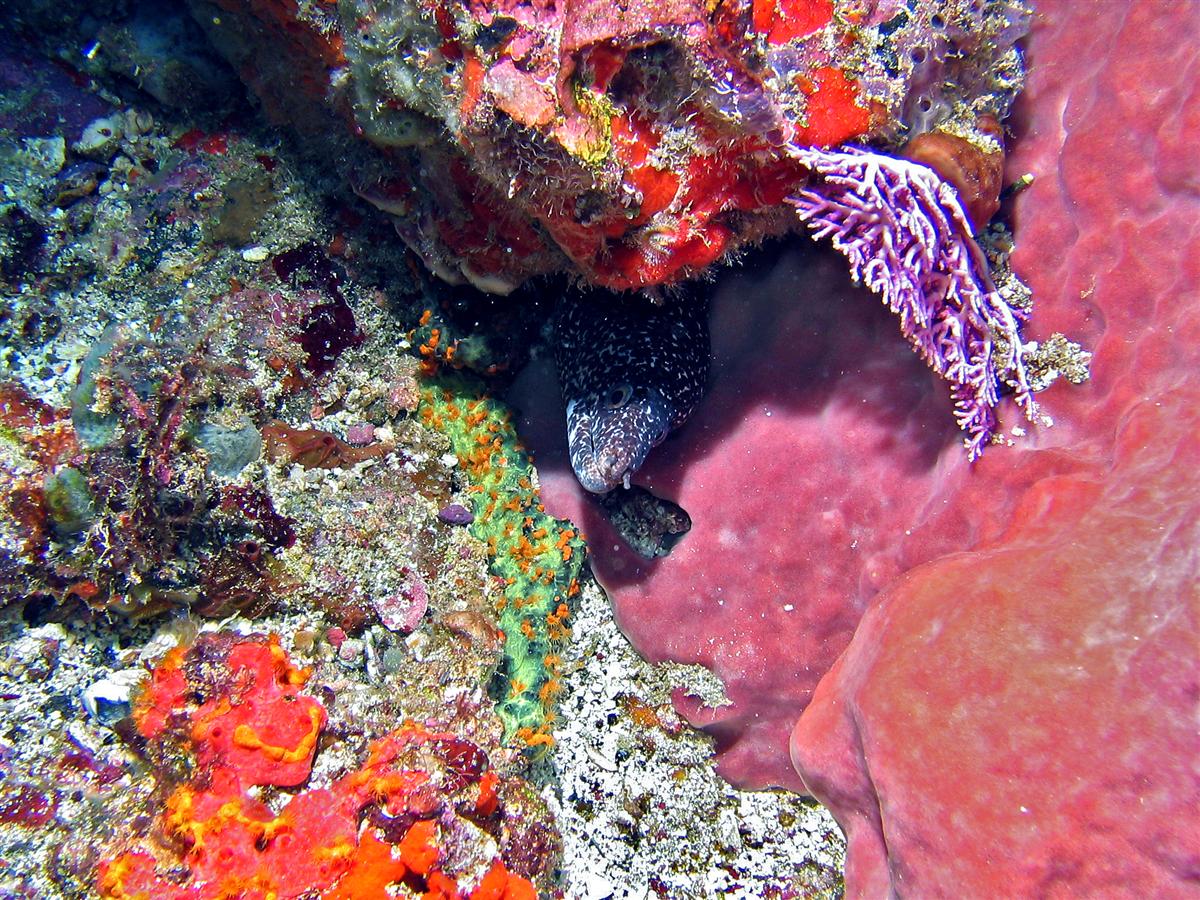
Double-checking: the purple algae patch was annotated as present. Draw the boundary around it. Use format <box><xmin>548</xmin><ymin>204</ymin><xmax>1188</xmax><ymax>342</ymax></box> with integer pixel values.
<box><xmin>273</xmin><ymin>244</ymin><xmax>363</xmax><ymax>375</ymax></box>
<box><xmin>0</xmin><ymin>40</ymin><xmax>110</xmax><ymax>142</ymax></box>
<box><xmin>297</xmin><ymin>296</ymin><xmax>361</xmax><ymax>375</ymax></box>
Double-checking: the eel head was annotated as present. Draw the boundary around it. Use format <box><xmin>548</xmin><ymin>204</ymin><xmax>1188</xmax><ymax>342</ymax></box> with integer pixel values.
<box><xmin>565</xmin><ymin>384</ymin><xmax>672</xmax><ymax>493</ymax></box>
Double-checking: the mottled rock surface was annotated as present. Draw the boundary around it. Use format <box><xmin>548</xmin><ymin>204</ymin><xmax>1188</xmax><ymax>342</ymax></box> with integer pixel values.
<box><xmin>791</xmin><ymin>1</ymin><xmax>1200</xmax><ymax>894</ymax></box>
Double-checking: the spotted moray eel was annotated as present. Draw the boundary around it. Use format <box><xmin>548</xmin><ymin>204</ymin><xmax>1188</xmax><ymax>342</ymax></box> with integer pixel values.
<box><xmin>554</xmin><ymin>291</ymin><xmax>710</xmax><ymax>493</ymax></box>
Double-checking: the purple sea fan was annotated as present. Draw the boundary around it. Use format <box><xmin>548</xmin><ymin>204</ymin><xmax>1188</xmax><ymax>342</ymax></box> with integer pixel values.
<box><xmin>786</xmin><ymin>144</ymin><xmax>1037</xmax><ymax>458</ymax></box>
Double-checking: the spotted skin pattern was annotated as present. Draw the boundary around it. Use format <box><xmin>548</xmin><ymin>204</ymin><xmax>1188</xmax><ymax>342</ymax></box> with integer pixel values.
<box><xmin>554</xmin><ymin>291</ymin><xmax>710</xmax><ymax>493</ymax></box>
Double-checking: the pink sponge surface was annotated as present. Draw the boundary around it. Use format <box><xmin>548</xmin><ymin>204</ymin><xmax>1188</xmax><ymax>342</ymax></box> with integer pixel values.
<box><xmin>791</xmin><ymin>2</ymin><xmax>1200</xmax><ymax>894</ymax></box>
<box><xmin>518</xmin><ymin>0</ymin><xmax>1199</xmax><ymax>839</ymax></box>
<box><xmin>522</xmin><ymin>242</ymin><xmax>968</xmax><ymax>793</ymax></box>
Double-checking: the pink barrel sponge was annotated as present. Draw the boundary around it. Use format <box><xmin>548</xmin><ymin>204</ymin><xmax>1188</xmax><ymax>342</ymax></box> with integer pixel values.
<box><xmin>789</xmin><ymin>0</ymin><xmax>1200</xmax><ymax>893</ymax></box>
<box><xmin>793</xmin><ymin>389</ymin><xmax>1200</xmax><ymax>896</ymax></box>
<box><xmin>521</xmin><ymin>237</ymin><xmax>973</xmax><ymax>792</ymax></box>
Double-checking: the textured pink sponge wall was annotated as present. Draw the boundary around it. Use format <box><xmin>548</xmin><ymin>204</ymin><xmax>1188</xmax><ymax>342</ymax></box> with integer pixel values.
<box><xmin>791</xmin><ymin>1</ymin><xmax>1200</xmax><ymax>894</ymax></box>
<box><xmin>522</xmin><ymin>0</ymin><xmax>1199</xmax><ymax>889</ymax></box>
<box><xmin>521</xmin><ymin>235</ymin><xmax>960</xmax><ymax>790</ymax></box>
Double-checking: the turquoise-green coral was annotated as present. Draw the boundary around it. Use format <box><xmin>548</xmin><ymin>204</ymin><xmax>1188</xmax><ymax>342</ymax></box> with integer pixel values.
<box><xmin>419</xmin><ymin>374</ymin><xmax>585</xmax><ymax>751</ymax></box>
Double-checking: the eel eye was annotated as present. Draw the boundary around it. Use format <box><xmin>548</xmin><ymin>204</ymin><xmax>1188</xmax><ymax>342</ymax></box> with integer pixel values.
<box><xmin>606</xmin><ymin>384</ymin><xmax>634</xmax><ymax>409</ymax></box>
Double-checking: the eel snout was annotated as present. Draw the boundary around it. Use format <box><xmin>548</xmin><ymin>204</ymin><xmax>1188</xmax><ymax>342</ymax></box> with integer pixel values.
<box><xmin>566</xmin><ymin>394</ymin><xmax>671</xmax><ymax>494</ymax></box>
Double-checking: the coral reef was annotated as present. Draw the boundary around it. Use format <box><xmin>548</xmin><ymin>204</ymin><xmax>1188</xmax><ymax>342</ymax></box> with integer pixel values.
<box><xmin>0</xmin><ymin>24</ymin><xmax>852</xmax><ymax>900</ymax></box>
<box><xmin>99</xmin><ymin>634</ymin><xmax>552</xmax><ymax>899</ymax></box>
<box><xmin>519</xmin><ymin>0</ymin><xmax>1196</xmax><ymax>892</ymax></box>
<box><xmin>8</xmin><ymin>0</ymin><xmax>1181</xmax><ymax>896</ymax></box>
<box><xmin>3</xmin><ymin>302</ymin><xmax>296</xmax><ymax>615</ymax></box>
<box><xmin>0</xmin><ymin>79</ymin><xmax>360</xmax><ymax>617</ymax></box>
<box><xmin>180</xmin><ymin>0</ymin><xmax>1048</xmax><ymax>458</ymax></box>
<box><xmin>0</xmin><ymin>101</ymin><xmax>473</xmax><ymax>630</ymax></box>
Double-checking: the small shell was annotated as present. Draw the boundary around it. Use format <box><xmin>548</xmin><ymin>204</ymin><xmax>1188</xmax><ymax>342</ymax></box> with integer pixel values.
<box><xmin>438</xmin><ymin>503</ymin><xmax>474</xmax><ymax>525</ymax></box>
<box><xmin>73</xmin><ymin>114</ymin><xmax>124</xmax><ymax>159</ymax></box>
<box><xmin>441</xmin><ymin>610</ymin><xmax>503</xmax><ymax>651</ymax></box>
<box><xmin>50</xmin><ymin>160</ymin><xmax>107</xmax><ymax>207</ymax></box>
<box><xmin>904</xmin><ymin>117</ymin><xmax>1005</xmax><ymax>231</ymax></box>
<box><xmin>123</xmin><ymin>108</ymin><xmax>155</xmax><ymax>137</ymax></box>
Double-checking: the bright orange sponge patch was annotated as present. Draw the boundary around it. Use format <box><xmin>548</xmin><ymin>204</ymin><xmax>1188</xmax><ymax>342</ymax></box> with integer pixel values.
<box><xmin>102</xmin><ymin>635</ymin><xmax>544</xmax><ymax>899</ymax></box>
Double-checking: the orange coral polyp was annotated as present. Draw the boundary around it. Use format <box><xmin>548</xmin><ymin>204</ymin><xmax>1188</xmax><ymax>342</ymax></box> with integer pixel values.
<box><xmin>537</xmin><ymin>679</ymin><xmax>562</xmax><ymax>705</ymax></box>
<box><xmin>325</xmin><ymin>829</ymin><xmax>408</xmax><ymax>900</ymax></box>
<box><xmin>164</xmin><ymin>786</ymin><xmax>203</xmax><ymax>847</ymax></box>
<box><xmin>366</xmin><ymin>770</ymin><xmax>429</xmax><ymax>804</ymax></box>
<box><xmin>266</xmin><ymin>635</ymin><xmax>311</xmax><ymax>686</ymax></box>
